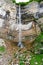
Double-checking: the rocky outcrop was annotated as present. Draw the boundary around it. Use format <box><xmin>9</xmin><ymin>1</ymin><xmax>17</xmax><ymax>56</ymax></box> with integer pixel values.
<box><xmin>0</xmin><ymin>38</ymin><xmax>6</xmax><ymax>47</ymax></box>
<box><xmin>25</xmin><ymin>1</ymin><xmax>39</xmax><ymax>14</ymax></box>
<box><xmin>0</xmin><ymin>1</ymin><xmax>42</xmax><ymax>46</ymax></box>
<box><xmin>0</xmin><ymin>1</ymin><xmax>43</xmax><ymax>65</ymax></box>
<box><xmin>37</xmin><ymin>18</ymin><xmax>43</xmax><ymax>32</ymax></box>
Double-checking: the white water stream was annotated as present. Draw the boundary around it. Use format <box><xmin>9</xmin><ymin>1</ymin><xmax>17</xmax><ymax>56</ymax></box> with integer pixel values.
<box><xmin>18</xmin><ymin>5</ymin><xmax>24</xmax><ymax>48</ymax></box>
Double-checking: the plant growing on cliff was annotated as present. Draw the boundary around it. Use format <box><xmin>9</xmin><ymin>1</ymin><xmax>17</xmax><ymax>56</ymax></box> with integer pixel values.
<box><xmin>12</xmin><ymin>0</ymin><xmax>42</xmax><ymax>5</ymax></box>
<box><xmin>32</xmin><ymin>32</ymin><xmax>43</xmax><ymax>54</ymax></box>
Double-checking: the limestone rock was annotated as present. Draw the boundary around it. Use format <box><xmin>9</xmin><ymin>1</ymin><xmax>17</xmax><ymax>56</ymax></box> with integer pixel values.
<box><xmin>25</xmin><ymin>1</ymin><xmax>39</xmax><ymax>14</ymax></box>
<box><xmin>40</xmin><ymin>1</ymin><xmax>43</xmax><ymax>7</ymax></box>
<box><xmin>0</xmin><ymin>0</ymin><xmax>16</xmax><ymax>20</ymax></box>
<box><xmin>37</xmin><ymin>18</ymin><xmax>43</xmax><ymax>31</ymax></box>
<box><xmin>38</xmin><ymin>18</ymin><xmax>43</xmax><ymax>24</ymax></box>
<box><xmin>0</xmin><ymin>8</ymin><xmax>6</xmax><ymax>17</ymax></box>
<box><xmin>0</xmin><ymin>18</ymin><xmax>4</xmax><ymax>27</ymax></box>
<box><xmin>0</xmin><ymin>0</ymin><xmax>42</xmax><ymax>46</ymax></box>
<box><xmin>0</xmin><ymin>0</ymin><xmax>5</xmax><ymax>7</ymax></box>
<box><xmin>0</xmin><ymin>38</ymin><xmax>6</xmax><ymax>47</ymax></box>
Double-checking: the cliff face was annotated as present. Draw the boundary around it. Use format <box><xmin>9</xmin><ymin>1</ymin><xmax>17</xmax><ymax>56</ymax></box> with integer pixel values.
<box><xmin>0</xmin><ymin>1</ymin><xmax>43</xmax><ymax>46</ymax></box>
<box><xmin>0</xmin><ymin>1</ymin><xmax>43</xmax><ymax>65</ymax></box>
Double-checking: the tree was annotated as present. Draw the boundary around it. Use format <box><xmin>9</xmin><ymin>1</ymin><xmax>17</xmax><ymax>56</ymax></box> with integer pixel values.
<box><xmin>12</xmin><ymin>0</ymin><xmax>42</xmax><ymax>4</ymax></box>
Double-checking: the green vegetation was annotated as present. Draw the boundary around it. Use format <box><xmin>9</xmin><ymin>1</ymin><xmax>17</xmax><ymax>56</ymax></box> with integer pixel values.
<box><xmin>0</xmin><ymin>46</ymin><xmax>5</xmax><ymax>52</ymax></box>
<box><xmin>30</xmin><ymin>32</ymin><xmax>43</xmax><ymax>65</ymax></box>
<box><xmin>12</xmin><ymin>0</ymin><xmax>43</xmax><ymax>6</ymax></box>
<box><xmin>19</xmin><ymin>61</ymin><xmax>25</xmax><ymax>65</ymax></box>
<box><xmin>32</xmin><ymin>32</ymin><xmax>43</xmax><ymax>54</ymax></box>
<box><xmin>35</xmin><ymin>32</ymin><xmax>43</xmax><ymax>43</ymax></box>
<box><xmin>12</xmin><ymin>0</ymin><xmax>31</xmax><ymax>6</ymax></box>
<box><xmin>33</xmin><ymin>0</ymin><xmax>42</xmax><ymax>2</ymax></box>
<box><xmin>30</xmin><ymin>54</ymin><xmax>43</xmax><ymax>65</ymax></box>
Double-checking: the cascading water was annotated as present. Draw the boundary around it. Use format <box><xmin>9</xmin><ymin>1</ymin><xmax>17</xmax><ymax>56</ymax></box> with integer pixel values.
<box><xmin>18</xmin><ymin>5</ymin><xmax>24</xmax><ymax>48</ymax></box>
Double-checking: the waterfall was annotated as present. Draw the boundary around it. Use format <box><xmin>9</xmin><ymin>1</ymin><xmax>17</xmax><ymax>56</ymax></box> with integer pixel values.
<box><xmin>18</xmin><ymin>5</ymin><xmax>24</xmax><ymax>48</ymax></box>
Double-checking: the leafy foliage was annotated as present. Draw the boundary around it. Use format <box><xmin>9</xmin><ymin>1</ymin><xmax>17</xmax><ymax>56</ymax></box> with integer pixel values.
<box><xmin>35</xmin><ymin>32</ymin><xmax>43</xmax><ymax>43</ymax></box>
<box><xmin>19</xmin><ymin>61</ymin><xmax>25</xmax><ymax>65</ymax></box>
<box><xmin>32</xmin><ymin>32</ymin><xmax>43</xmax><ymax>54</ymax></box>
<box><xmin>0</xmin><ymin>46</ymin><xmax>5</xmax><ymax>52</ymax></box>
<box><xmin>12</xmin><ymin>0</ymin><xmax>43</xmax><ymax>6</ymax></box>
<box><xmin>30</xmin><ymin>54</ymin><xmax>43</xmax><ymax>65</ymax></box>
